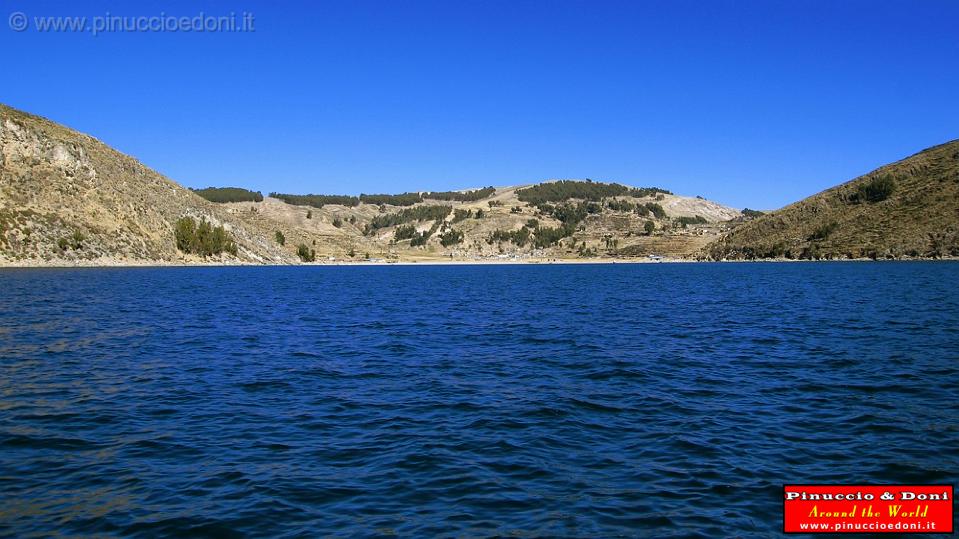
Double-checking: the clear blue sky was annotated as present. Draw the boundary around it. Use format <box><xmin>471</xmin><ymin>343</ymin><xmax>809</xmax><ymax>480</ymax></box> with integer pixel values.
<box><xmin>2</xmin><ymin>0</ymin><xmax>957</xmax><ymax>209</ymax></box>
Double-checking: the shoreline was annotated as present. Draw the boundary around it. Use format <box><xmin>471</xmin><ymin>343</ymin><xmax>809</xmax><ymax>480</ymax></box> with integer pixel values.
<box><xmin>1</xmin><ymin>256</ymin><xmax>957</xmax><ymax>269</ymax></box>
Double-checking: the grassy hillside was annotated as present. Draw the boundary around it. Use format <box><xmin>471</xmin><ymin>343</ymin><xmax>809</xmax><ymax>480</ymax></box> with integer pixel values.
<box><xmin>706</xmin><ymin>141</ymin><xmax>959</xmax><ymax>260</ymax></box>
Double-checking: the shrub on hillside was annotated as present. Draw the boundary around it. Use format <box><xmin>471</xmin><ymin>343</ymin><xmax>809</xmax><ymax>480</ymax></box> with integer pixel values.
<box><xmin>851</xmin><ymin>175</ymin><xmax>895</xmax><ymax>203</ymax></box>
<box><xmin>56</xmin><ymin>231</ymin><xmax>85</xmax><ymax>251</ymax></box>
<box><xmin>70</xmin><ymin>230</ymin><xmax>85</xmax><ymax>249</ymax></box>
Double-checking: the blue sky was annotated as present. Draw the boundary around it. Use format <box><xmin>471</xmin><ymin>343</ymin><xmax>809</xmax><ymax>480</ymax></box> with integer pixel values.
<box><xmin>2</xmin><ymin>0</ymin><xmax>957</xmax><ymax>209</ymax></box>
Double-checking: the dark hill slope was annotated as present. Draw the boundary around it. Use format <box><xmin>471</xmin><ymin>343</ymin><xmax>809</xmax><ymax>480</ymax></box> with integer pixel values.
<box><xmin>706</xmin><ymin>141</ymin><xmax>959</xmax><ymax>260</ymax></box>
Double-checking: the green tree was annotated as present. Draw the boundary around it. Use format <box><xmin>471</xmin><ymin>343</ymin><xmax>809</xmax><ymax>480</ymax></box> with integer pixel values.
<box><xmin>645</xmin><ymin>203</ymin><xmax>666</xmax><ymax>219</ymax></box>
<box><xmin>440</xmin><ymin>229</ymin><xmax>464</xmax><ymax>247</ymax></box>
<box><xmin>410</xmin><ymin>232</ymin><xmax>430</xmax><ymax>247</ymax></box>
<box><xmin>175</xmin><ymin>217</ymin><xmax>197</xmax><ymax>252</ymax></box>
<box><xmin>174</xmin><ymin>217</ymin><xmax>237</xmax><ymax>257</ymax></box>
<box><xmin>275</xmin><ymin>230</ymin><xmax>285</xmax><ymax>245</ymax></box>
<box><xmin>394</xmin><ymin>225</ymin><xmax>417</xmax><ymax>241</ymax></box>
<box><xmin>644</xmin><ymin>220</ymin><xmax>655</xmax><ymax>235</ymax></box>
<box><xmin>296</xmin><ymin>244</ymin><xmax>315</xmax><ymax>262</ymax></box>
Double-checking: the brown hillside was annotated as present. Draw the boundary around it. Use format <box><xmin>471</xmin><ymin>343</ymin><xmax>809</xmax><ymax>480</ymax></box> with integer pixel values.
<box><xmin>0</xmin><ymin>104</ymin><xmax>295</xmax><ymax>265</ymax></box>
<box><xmin>706</xmin><ymin>141</ymin><xmax>959</xmax><ymax>260</ymax></box>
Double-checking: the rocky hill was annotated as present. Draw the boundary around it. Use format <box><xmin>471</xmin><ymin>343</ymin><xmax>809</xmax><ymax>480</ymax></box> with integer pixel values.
<box><xmin>705</xmin><ymin>141</ymin><xmax>959</xmax><ymax>260</ymax></box>
<box><xmin>0</xmin><ymin>104</ymin><xmax>295</xmax><ymax>266</ymax></box>
<box><xmin>1</xmin><ymin>103</ymin><xmax>746</xmax><ymax>265</ymax></box>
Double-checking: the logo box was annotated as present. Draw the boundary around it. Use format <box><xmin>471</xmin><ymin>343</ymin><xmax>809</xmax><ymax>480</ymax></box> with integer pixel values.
<box><xmin>783</xmin><ymin>484</ymin><xmax>954</xmax><ymax>534</ymax></box>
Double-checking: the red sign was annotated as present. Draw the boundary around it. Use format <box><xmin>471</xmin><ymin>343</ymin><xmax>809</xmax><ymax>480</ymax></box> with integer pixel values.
<box><xmin>783</xmin><ymin>484</ymin><xmax>954</xmax><ymax>534</ymax></box>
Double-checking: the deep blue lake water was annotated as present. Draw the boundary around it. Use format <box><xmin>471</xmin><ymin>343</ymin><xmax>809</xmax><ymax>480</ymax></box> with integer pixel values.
<box><xmin>1</xmin><ymin>263</ymin><xmax>957</xmax><ymax>537</ymax></box>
